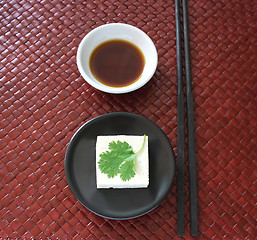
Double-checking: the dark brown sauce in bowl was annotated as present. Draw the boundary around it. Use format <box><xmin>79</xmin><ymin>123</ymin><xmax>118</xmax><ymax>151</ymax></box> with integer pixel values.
<box><xmin>89</xmin><ymin>40</ymin><xmax>145</xmax><ymax>87</ymax></box>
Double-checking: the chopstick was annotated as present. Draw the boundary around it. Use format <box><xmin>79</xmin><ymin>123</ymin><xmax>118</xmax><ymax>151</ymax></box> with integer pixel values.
<box><xmin>175</xmin><ymin>0</ymin><xmax>198</xmax><ymax>236</ymax></box>
<box><xmin>182</xmin><ymin>0</ymin><xmax>198</xmax><ymax>236</ymax></box>
<box><xmin>175</xmin><ymin>0</ymin><xmax>185</xmax><ymax>236</ymax></box>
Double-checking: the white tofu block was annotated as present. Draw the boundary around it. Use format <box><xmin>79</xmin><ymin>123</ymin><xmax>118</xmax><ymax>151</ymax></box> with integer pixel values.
<box><xmin>96</xmin><ymin>135</ymin><xmax>149</xmax><ymax>188</ymax></box>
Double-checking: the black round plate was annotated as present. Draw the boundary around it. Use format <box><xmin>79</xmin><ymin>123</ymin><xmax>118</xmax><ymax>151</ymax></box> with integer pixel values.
<box><xmin>65</xmin><ymin>112</ymin><xmax>176</xmax><ymax>219</ymax></box>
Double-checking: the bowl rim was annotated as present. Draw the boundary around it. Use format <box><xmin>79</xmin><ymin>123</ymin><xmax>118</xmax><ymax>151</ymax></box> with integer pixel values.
<box><xmin>76</xmin><ymin>23</ymin><xmax>158</xmax><ymax>94</ymax></box>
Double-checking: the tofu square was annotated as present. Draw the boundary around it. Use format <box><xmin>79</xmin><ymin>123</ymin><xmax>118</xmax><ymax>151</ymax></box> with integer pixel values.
<box><xmin>96</xmin><ymin>135</ymin><xmax>149</xmax><ymax>188</ymax></box>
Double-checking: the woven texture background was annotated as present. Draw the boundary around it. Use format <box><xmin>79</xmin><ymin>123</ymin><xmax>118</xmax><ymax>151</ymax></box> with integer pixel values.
<box><xmin>0</xmin><ymin>0</ymin><xmax>256</xmax><ymax>239</ymax></box>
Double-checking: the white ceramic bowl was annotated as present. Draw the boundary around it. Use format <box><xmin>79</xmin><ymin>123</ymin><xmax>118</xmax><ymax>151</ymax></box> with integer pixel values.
<box><xmin>77</xmin><ymin>23</ymin><xmax>158</xmax><ymax>94</ymax></box>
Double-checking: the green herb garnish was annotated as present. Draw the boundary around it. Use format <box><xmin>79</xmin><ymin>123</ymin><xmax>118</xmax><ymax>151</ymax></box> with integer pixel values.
<box><xmin>98</xmin><ymin>135</ymin><xmax>146</xmax><ymax>181</ymax></box>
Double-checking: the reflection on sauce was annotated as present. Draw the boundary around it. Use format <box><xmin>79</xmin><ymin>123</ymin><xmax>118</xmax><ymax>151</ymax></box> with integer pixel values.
<box><xmin>89</xmin><ymin>40</ymin><xmax>145</xmax><ymax>87</ymax></box>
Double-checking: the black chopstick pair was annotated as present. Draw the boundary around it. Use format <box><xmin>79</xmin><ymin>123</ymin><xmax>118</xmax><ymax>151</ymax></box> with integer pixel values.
<box><xmin>175</xmin><ymin>0</ymin><xmax>198</xmax><ymax>236</ymax></box>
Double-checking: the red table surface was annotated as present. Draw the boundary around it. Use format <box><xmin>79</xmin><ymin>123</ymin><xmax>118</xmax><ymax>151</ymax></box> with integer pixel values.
<box><xmin>0</xmin><ymin>0</ymin><xmax>256</xmax><ymax>239</ymax></box>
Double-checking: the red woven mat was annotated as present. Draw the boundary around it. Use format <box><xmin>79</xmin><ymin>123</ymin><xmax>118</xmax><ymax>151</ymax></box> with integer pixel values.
<box><xmin>1</xmin><ymin>0</ymin><xmax>256</xmax><ymax>239</ymax></box>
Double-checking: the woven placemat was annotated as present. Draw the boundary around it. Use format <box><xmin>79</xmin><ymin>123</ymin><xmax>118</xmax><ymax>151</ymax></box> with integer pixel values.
<box><xmin>0</xmin><ymin>0</ymin><xmax>256</xmax><ymax>239</ymax></box>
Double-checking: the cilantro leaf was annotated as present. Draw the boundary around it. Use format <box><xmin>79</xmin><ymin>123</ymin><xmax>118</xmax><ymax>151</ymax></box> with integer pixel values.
<box><xmin>108</xmin><ymin>140</ymin><xmax>134</xmax><ymax>159</ymax></box>
<box><xmin>120</xmin><ymin>159</ymin><xmax>136</xmax><ymax>181</ymax></box>
<box><xmin>98</xmin><ymin>135</ymin><xmax>146</xmax><ymax>181</ymax></box>
<box><xmin>98</xmin><ymin>150</ymin><xmax>123</xmax><ymax>178</ymax></box>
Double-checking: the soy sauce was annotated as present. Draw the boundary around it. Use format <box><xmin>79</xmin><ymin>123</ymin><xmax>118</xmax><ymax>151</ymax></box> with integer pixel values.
<box><xmin>89</xmin><ymin>40</ymin><xmax>145</xmax><ymax>87</ymax></box>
